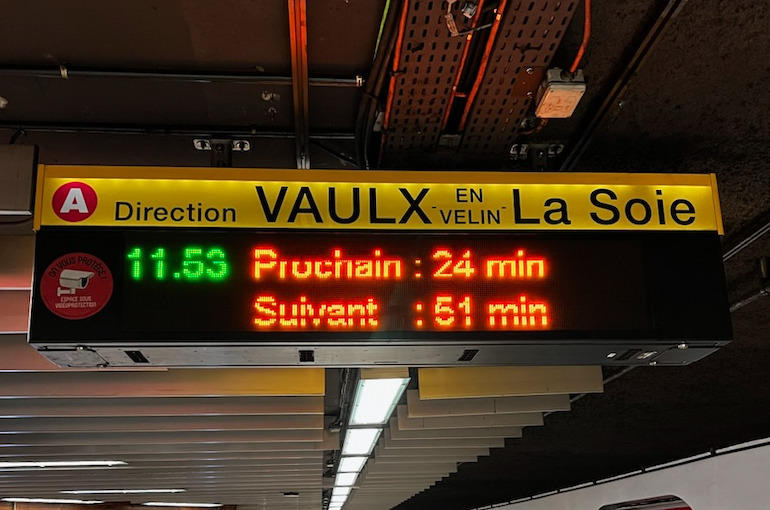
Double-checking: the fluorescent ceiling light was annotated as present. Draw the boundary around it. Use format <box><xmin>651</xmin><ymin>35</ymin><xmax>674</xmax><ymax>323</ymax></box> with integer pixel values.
<box><xmin>330</xmin><ymin>495</ymin><xmax>347</xmax><ymax>503</ymax></box>
<box><xmin>349</xmin><ymin>378</ymin><xmax>409</xmax><ymax>426</ymax></box>
<box><xmin>63</xmin><ymin>489</ymin><xmax>185</xmax><ymax>495</ymax></box>
<box><xmin>0</xmin><ymin>460</ymin><xmax>126</xmax><ymax>469</ymax></box>
<box><xmin>341</xmin><ymin>428</ymin><xmax>381</xmax><ymax>456</ymax></box>
<box><xmin>337</xmin><ymin>456</ymin><xmax>367</xmax><ymax>472</ymax></box>
<box><xmin>142</xmin><ymin>503</ymin><xmax>221</xmax><ymax>508</ymax></box>
<box><xmin>332</xmin><ymin>487</ymin><xmax>351</xmax><ymax>498</ymax></box>
<box><xmin>3</xmin><ymin>498</ymin><xmax>103</xmax><ymax>505</ymax></box>
<box><xmin>335</xmin><ymin>472</ymin><xmax>358</xmax><ymax>486</ymax></box>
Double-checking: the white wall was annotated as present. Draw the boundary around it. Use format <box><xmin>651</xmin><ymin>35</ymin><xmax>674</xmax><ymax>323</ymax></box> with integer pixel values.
<box><xmin>486</xmin><ymin>439</ymin><xmax>770</xmax><ymax>510</ymax></box>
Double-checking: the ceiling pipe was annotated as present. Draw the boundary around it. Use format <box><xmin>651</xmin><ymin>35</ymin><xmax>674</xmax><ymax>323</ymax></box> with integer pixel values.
<box><xmin>380</xmin><ymin>0</ymin><xmax>410</xmax><ymax>135</ymax></box>
<box><xmin>376</xmin><ymin>0</ymin><xmax>410</xmax><ymax>168</ymax></box>
<box><xmin>0</xmin><ymin>67</ymin><xmax>362</xmax><ymax>87</ymax></box>
<box><xmin>569</xmin><ymin>0</ymin><xmax>591</xmax><ymax>75</ymax></box>
<box><xmin>458</xmin><ymin>0</ymin><xmax>509</xmax><ymax>132</ymax></box>
<box><xmin>355</xmin><ymin>0</ymin><xmax>402</xmax><ymax>169</ymax></box>
<box><xmin>440</xmin><ymin>0</ymin><xmax>487</xmax><ymax>132</ymax></box>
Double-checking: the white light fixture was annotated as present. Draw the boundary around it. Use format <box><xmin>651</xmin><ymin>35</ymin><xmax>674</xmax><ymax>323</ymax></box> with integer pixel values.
<box><xmin>0</xmin><ymin>460</ymin><xmax>126</xmax><ymax>469</ymax></box>
<box><xmin>349</xmin><ymin>377</ymin><xmax>409</xmax><ymax>426</ymax></box>
<box><xmin>142</xmin><ymin>503</ymin><xmax>222</xmax><ymax>508</ymax></box>
<box><xmin>337</xmin><ymin>456</ymin><xmax>367</xmax><ymax>473</ymax></box>
<box><xmin>330</xmin><ymin>495</ymin><xmax>347</xmax><ymax>503</ymax></box>
<box><xmin>341</xmin><ymin>428</ymin><xmax>381</xmax><ymax>456</ymax></box>
<box><xmin>3</xmin><ymin>498</ymin><xmax>104</xmax><ymax>505</ymax></box>
<box><xmin>335</xmin><ymin>472</ymin><xmax>358</xmax><ymax>486</ymax></box>
<box><xmin>63</xmin><ymin>489</ymin><xmax>185</xmax><ymax>495</ymax></box>
<box><xmin>331</xmin><ymin>487</ymin><xmax>351</xmax><ymax>498</ymax></box>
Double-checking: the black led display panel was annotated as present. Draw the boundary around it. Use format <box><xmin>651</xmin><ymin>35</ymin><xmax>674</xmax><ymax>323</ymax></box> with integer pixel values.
<box><xmin>30</xmin><ymin>229</ymin><xmax>731</xmax><ymax>346</ymax></box>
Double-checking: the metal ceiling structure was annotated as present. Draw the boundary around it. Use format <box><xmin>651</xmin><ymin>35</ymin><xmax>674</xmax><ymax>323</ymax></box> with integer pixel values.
<box><xmin>1</xmin><ymin>1</ymin><xmax>770</xmax><ymax>510</ymax></box>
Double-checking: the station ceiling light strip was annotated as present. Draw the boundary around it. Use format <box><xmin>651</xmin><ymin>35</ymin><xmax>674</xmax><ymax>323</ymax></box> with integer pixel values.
<box><xmin>332</xmin><ymin>368</ymin><xmax>410</xmax><ymax>509</ymax></box>
<box><xmin>0</xmin><ymin>460</ymin><xmax>126</xmax><ymax>469</ymax></box>
<box><xmin>3</xmin><ymin>498</ymin><xmax>104</xmax><ymax>505</ymax></box>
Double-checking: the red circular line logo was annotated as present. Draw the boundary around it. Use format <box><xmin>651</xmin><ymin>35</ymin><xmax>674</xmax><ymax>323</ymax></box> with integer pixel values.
<box><xmin>52</xmin><ymin>182</ymin><xmax>98</xmax><ymax>222</ymax></box>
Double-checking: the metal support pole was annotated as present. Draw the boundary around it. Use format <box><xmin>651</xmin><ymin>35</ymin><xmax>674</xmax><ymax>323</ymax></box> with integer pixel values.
<box><xmin>288</xmin><ymin>0</ymin><xmax>311</xmax><ymax>169</ymax></box>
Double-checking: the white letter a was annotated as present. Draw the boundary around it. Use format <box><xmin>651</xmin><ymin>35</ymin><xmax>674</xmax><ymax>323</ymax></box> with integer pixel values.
<box><xmin>60</xmin><ymin>188</ymin><xmax>89</xmax><ymax>214</ymax></box>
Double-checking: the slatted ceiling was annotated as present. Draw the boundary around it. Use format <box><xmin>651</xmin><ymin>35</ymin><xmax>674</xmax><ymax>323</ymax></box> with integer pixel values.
<box><xmin>372</xmin><ymin>454</ymin><xmax>480</xmax><ymax>463</ymax></box>
<box><xmin>389</xmin><ymin>424</ymin><xmax>523</xmax><ymax>440</ymax></box>
<box><xmin>386</xmin><ymin>0</ymin><xmax>467</xmax><ymax>151</ymax></box>
<box><xmin>460</xmin><ymin>0</ymin><xmax>579</xmax><ymax>153</ymax></box>
<box><xmin>59</xmin><ymin>459</ymin><xmax>324</xmax><ymax>468</ymax></box>
<box><xmin>364</xmin><ymin>463</ymin><xmax>456</xmax><ymax>475</ymax></box>
<box><xmin>346</xmin><ymin>369</ymin><xmax>603</xmax><ymax>509</ymax></box>
<box><xmin>0</xmin><ymin>439</ymin><xmax>335</xmax><ymax>455</ymax></box>
<box><xmin>0</xmin><ymin>454</ymin><xmax>322</xmax><ymax>464</ymax></box>
<box><xmin>0</xmin><ymin>236</ymin><xmax>33</xmax><ymax>288</ymax></box>
<box><xmin>405</xmin><ymin>389</ymin><xmax>571</xmax><ymax>416</ymax></box>
<box><xmin>0</xmin><ymin>369</ymin><xmax>329</xmax><ymax>509</ymax></box>
<box><xmin>0</xmin><ymin>370</ymin><xmax>591</xmax><ymax>509</ymax></box>
<box><xmin>37</xmin><ymin>461</ymin><xmax>322</xmax><ymax>471</ymax></box>
<box><xmin>0</xmin><ymin>415</ymin><xmax>325</xmax><ymax>432</ymax></box>
<box><xmin>0</xmin><ymin>396</ymin><xmax>325</xmax><ymax>417</ymax></box>
<box><xmin>0</xmin><ymin>450</ymin><xmax>324</xmax><ymax>460</ymax></box>
<box><xmin>368</xmin><ymin>461</ymin><xmax>457</xmax><ymax>473</ymax></box>
<box><xmin>0</xmin><ymin>430</ymin><xmax>328</xmax><ymax>446</ymax></box>
<box><xmin>374</xmin><ymin>447</ymin><xmax>490</xmax><ymax>457</ymax></box>
<box><xmin>0</xmin><ymin>368</ymin><xmax>325</xmax><ymax>397</ymax></box>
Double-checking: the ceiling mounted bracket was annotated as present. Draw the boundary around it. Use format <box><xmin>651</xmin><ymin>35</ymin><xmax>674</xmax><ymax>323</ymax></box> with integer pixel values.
<box><xmin>193</xmin><ymin>139</ymin><xmax>251</xmax><ymax>167</ymax></box>
<box><xmin>509</xmin><ymin>143</ymin><xmax>564</xmax><ymax>170</ymax></box>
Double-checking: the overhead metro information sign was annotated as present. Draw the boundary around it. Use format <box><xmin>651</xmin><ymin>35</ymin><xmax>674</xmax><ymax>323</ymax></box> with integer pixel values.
<box><xmin>35</xmin><ymin>166</ymin><xmax>724</xmax><ymax>232</ymax></box>
<box><xmin>29</xmin><ymin>166</ymin><xmax>731</xmax><ymax>368</ymax></box>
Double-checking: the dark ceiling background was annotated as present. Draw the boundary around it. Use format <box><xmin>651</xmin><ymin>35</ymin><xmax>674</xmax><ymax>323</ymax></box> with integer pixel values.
<box><xmin>1</xmin><ymin>0</ymin><xmax>769</xmax><ymax>509</ymax></box>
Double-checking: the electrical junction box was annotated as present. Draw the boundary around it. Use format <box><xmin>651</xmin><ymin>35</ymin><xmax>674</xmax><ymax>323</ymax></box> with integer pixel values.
<box><xmin>535</xmin><ymin>68</ymin><xmax>586</xmax><ymax>118</ymax></box>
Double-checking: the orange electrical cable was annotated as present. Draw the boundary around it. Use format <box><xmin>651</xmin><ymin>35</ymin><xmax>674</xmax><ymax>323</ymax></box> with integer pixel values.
<box><xmin>440</xmin><ymin>0</ymin><xmax>486</xmax><ymax>131</ymax></box>
<box><xmin>569</xmin><ymin>0</ymin><xmax>591</xmax><ymax>74</ymax></box>
<box><xmin>458</xmin><ymin>0</ymin><xmax>508</xmax><ymax>132</ymax></box>
<box><xmin>382</xmin><ymin>0</ymin><xmax>410</xmax><ymax>132</ymax></box>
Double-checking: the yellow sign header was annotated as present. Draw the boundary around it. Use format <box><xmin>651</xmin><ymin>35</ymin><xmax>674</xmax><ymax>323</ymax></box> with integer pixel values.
<box><xmin>35</xmin><ymin>165</ymin><xmax>724</xmax><ymax>233</ymax></box>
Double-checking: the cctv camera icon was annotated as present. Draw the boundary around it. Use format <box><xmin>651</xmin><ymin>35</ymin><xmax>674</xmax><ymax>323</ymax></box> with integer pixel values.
<box><xmin>57</xmin><ymin>269</ymin><xmax>95</xmax><ymax>296</ymax></box>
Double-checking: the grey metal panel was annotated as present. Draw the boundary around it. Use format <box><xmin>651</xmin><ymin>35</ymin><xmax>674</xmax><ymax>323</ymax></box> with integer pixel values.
<box><xmin>38</xmin><ymin>342</ymin><xmax>714</xmax><ymax>367</ymax></box>
<box><xmin>389</xmin><ymin>420</ymin><xmax>523</xmax><ymax>439</ymax></box>
<box><xmin>0</xmin><ymin>395</ymin><xmax>324</xmax><ymax>417</ymax></box>
<box><xmin>374</xmin><ymin>443</ymin><xmax>490</xmax><ymax>457</ymax></box>
<box><xmin>0</xmin><ymin>429</ymin><xmax>327</xmax><ymax>446</ymax></box>
<box><xmin>385</xmin><ymin>0</ymin><xmax>468</xmax><ymax>151</ymax></box>
<box><xmin>0</xmin><ymin>436</ymin><xmax>338</xmax><ymax>455</ymax></box>
<box><xmin>367</xmin><ymin>461</ymin><xmax>457</xmax><ymax>473</ymax></box>
<box><xmin>406</xmin><ymin>389</ymin><xmax>571</xmax><ymax>416</ymax></box>
<box><xmin>372</xmin><ymin>454</ymin><xmax>478</xmax><ymax>463</ymax></box>
<box><xmin>460</xmin><ymin>0</ymin><xmax>579</xmax><ymax>154</ymax></box>
<box><xmin>397</xmin><ymin>404</ymin><xmax>542</xmax><ymax>429</ymax></box>
<box><xmin>0</xmin><ymin>235</ymin><xmax>34</xmax><ymax>288</ymax></box>
<box><xmin>0</xmin><ymin>145</ymin><xmax>36</xmax><ymax>221</ymax></box>
<box><xmin>0</xmin><ymin>414</ymin><xmax>324</xmax><ymax>432</ymax></box>
<box><xmin>0</xmin><ymin>368</ymin><xmax>324</xmax><ymax>397</ymax></box>
<box><xmin>381</xmin><ymin>436</ymin><xmax>505</xmax><ymax>449</ymax></box>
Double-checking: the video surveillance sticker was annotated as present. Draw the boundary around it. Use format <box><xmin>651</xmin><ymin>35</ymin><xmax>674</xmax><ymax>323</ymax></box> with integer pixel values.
<box><xmin>40</xmin><ymin>253</ymin><xmax>113</xmax><ymax>320</ymax></box>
